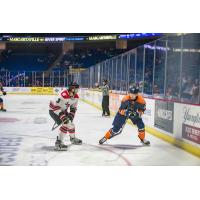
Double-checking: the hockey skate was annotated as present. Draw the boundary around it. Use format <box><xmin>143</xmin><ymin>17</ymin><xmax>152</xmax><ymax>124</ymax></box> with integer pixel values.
<box><xmin>0</xmin><ymin>108</ymin><xmax>6</xmax><ymax>112</ymax></box>
<box><xmin>70</xmin><ymin>137</ymin><xmax>82</xmax><ymax>145</ymax></box>
<box><xmin>99</xmin><ymin>129</ymin><xmax>113</xmax><ymax>144</ymax></box>
<box><xmin>99</xmin><ymin>136</ymin><xmax>107</xmax><ymax>144</ymax></box>
<box><xmin>138</xmin><ymin>136</ymin><xmax>150</xmax><ymax>145</ymax></box>
<box><xmin>54</xmin><ymin>136</ymin><xmax>68</xmax><ymax>151</ymax></box>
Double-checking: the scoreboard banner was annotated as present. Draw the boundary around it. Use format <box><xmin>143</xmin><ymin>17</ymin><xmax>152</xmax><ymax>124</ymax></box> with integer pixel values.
<box><xmin>118</xmin><ymin>33</ymin><xmax>162</xmax><ymax>39</ymax></box>
<box><xmin>0</xmin><ymin>34</ymin><xmax>161</xmax><ymax>42</ymax></box>
<box><xmin>3</xmin><ymin>37</ymin><xmax>86</xmax><ymax>42</ymax></box>
<box><xmin>45</xmin><ymin>37</ymin><xmax>85</xmax><ymax>42</ymax></box>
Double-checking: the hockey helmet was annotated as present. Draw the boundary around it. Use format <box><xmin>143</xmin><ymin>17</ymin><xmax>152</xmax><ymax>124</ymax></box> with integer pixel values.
<box><xmin>129</xmin><ymin>87</ymin><xmax>140</xmax><ymax>94</ymax></box>
<box><xmin>68</xmin><ymin>82</ymin><xmax>80</xmax><ymax>94</ymax></box>
<box><xmin>102</xmin><ymin>79</ymin><xmax>108</xmax><ymax>84</ymax></box>
<box><xmin>68</xmin><ymin>81</ymin><xmax>80</xmax><ymax>89</ymax></box>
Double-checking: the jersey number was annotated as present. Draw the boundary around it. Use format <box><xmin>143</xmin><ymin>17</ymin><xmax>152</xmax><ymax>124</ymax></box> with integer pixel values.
<box><xmin>56</xmin><ymin>98</ymin><xmax>61</xmax><ymax>103</ymax></box>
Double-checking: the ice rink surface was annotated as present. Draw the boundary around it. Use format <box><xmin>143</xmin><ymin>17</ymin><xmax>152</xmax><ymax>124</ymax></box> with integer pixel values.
<box><xmin>0</xmin><ymin>95</ymin><xmax>200</xmax><ymax>166</ymax></box>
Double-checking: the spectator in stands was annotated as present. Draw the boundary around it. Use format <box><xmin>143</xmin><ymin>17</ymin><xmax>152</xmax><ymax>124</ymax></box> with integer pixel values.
<box><xmin>191</xmin><ymin>78</ymin><xmax>199</xmax><ymax>104</ymax></box>
<box><xmin>166</xmin><ymin>86</ymin><xmax>173</xmax><ymax>100</ymax></box>
<box><xmin>153</xmin><ymin>84</ymin><xmax>160</xmax><ymax>96</ymax></box>
<box><xmin>36</xmin><ymin>80</ymin><xmax>41</xmax><ymax>87</ymax></box>
<box><xmin>94</xmin><ymin>82</ymin><xmax>100</xmax><ymax>88</ymax></box>
<box><xmin>181</xmin><ymin>75</ymin><xmax>193</xmax><ymax>102</ymax></box>
<box><xmin>60</xmin><ymin>48</ymin><xmax>127</xmax><ymax>69</ymax></box>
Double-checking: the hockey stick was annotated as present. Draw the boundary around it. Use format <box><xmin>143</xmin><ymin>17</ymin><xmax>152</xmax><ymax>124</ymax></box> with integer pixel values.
<box><xmin>51</xmin><ymin>122</ymin><xmax>60</xmax><ymax>131</ymax></box>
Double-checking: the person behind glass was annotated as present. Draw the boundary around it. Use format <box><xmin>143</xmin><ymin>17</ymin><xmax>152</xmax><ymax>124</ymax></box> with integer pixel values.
<box><xmin>101</xmin><ymin>79</ymin><xmax>110</xmax><ymax>117</ymax></box>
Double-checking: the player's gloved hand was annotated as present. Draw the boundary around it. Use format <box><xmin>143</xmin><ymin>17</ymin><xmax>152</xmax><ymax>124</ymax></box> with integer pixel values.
<box><xmin>3</xmin><ymin>91</ymin><xmax>6</xmax><ymax>95</ymax></box>
<box><xmin>125</xmin><ymin>109</ymin><xmax>131</xmax><ymax>117</ymax></box>
<box><xmin>59</xmin><ymin>112</ymin><xmax>70</xmax><ymax>124</ymax></box>
<box><xmin>63</xmin><ymin>117</ymin><xmax>70</xmax><ymax>124</ymax></box>
<box><xmin>125</xmin><ymin>109</ymin><xmax>135</xmax><ymax>118</ymax></box>
<box><xmin>129</xmin><ymin>111</ymin><xmax>140</xmax><ymax>119</ymax></box>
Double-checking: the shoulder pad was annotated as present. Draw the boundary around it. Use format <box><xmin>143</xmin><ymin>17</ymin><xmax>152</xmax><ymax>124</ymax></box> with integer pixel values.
<box><xmin>61</xmin><ymin>90</ymin><xmax>70</xmax><ymax>99</ymax></box>
<box><xmin>136</xmin><ymin>95</ymin><xmax>146</xmax><ymax>105</ymax></box>
<box><xmin>74</xmin><ymin>94</ymin><xmax>79</xmax><ymax>98</ymax></box>
<box><xmin>122</xmin><ymin>95</ymin><xmax>131</xmax><ymax>102</ymax></box>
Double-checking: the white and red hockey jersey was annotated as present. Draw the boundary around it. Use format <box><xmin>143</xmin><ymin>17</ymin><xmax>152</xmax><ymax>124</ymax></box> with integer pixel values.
<box><xmin>49</xmin><ymin>89</ymin><xmax>79</xmax><ymax>116</ymax></box>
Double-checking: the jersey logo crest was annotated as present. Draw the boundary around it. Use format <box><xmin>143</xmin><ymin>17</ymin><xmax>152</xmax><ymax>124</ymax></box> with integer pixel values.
<box><xmin>61</xmin><ymin>90</ymin><xmax>70</xmax><ymax>99</ymax></box>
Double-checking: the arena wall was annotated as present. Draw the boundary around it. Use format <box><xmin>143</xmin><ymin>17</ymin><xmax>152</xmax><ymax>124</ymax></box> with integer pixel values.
<box><xmin>4</xmin><ymin>87</ymin><xmax>62</xmax><ymax>95</ymax></box>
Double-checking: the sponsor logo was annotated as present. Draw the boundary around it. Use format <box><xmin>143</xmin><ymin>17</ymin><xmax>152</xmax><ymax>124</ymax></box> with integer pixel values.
<box><xmin>31</xmin><ymin>87</ymin><xmax>53</xmax><ymax>94</ymax></box>
<box><xmin>45</xmin><ymin>37</ymin><xmax>65</xmax><ymax>42</ymax></box>
<box><xmin>182</xmin><ymin>124</ymin><xmax>200</xmax><ymax>144</ymax></box>
<box><xmin>157</xmin><ymin>109</ymin><xmax>172</xmax><ymax>120</ymax></box>
<box><xmin>0</xmin><ymin>137</ymin><xmax>23</xmax><ymax>165</ymax></box>
<box><xmin>88</xmin><ymin>35</ymin><xmax>117</xmax><ymax>41</ymax></box>
<box><xmin>183</xmin><ymin>107</ymin><xmax>200</xmax><ymax>126</ymax></box>
<box><xmin>12</xmin><ymin>87</ymin><xmax>21</xmax><ymax>92</ymax></box>
<box><xmin>8</xmin><ymin>37</ymin><xmax>45</xmax><ymax>42</ymax></box>
<box><xmin>62</xmin><ymin>92</ymin><xmax>67</xmax><ymax>97</ymax></box>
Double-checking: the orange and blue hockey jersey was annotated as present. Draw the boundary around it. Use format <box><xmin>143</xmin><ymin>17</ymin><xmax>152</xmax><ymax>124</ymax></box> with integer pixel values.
<box><xmin>118</xmin><ymin>94</ymin><xmax>146</xmax><ymax>116</ymax></box>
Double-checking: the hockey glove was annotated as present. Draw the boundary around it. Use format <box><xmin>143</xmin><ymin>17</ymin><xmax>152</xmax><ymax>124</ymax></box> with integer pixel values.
<box><xmin>125</xmin><ymin>109</ymin><xmax>131</xmax><ymax>117</ymax></box>
<box><xmin>129</xmin><ymin>111</ymin><xmax>140</xmax><ymax>120</ymax></box>
<box><xmin>63</xmin><ymin>116</ymin><xmax>70</xmax><ymax>124</ymax></box>
<box><xmin>59</xmin><ymin>112</ymin><xmax>70</xmax><ymax>124</ymax></box>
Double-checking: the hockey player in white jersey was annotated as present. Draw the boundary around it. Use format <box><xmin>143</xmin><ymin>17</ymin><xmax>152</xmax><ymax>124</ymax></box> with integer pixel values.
<box><xmin>49</xmin><ymin>82</ymin><xmax>82</xmax><ymax>150</ymax></box>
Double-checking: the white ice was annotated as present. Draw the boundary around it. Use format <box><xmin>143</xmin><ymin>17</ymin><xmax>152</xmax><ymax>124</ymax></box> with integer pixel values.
<box><xmin>0</xmin><ymin>95</ymin><xmax>200</xmax><ymax>166</ymax></box>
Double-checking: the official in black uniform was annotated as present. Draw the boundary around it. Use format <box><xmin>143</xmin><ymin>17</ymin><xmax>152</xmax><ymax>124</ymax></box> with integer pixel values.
<box><xmin>101</xmin><ymin>79</ymin><xmax>110</xmax><ymax>116</ymax></box>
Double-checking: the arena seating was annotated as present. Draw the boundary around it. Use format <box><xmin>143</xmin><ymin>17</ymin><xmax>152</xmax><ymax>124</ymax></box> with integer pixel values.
<box><xmin>0</xmin><ymin>52</ymin><xmax>56</xmax><ymax>71</ymax></box>
<box><xmin>59</xmin><ymin>48</ymin><xmax>127</xmax><ymax>68</ymax></box>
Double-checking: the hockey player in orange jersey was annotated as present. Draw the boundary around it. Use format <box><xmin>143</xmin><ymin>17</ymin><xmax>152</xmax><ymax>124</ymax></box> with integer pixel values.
<box><xmin>99</xmin><ymin>87</ymin><xmax>150</xmax><ymax>145</ymax></box>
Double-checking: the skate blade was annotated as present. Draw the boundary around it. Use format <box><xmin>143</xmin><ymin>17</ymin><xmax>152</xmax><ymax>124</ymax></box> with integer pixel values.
<box><xmin>73</xmin><ymin>142</ymin><xmax>82</xmax><ymax>145</ymax></box>
<box><xmin>140</xmin><ymin>141</ymin><xmax>150</xmax><ymax>146</ymax></box>
<box><xmin>71</xmin><ymin>142</ymin><xmax>82</xmax><ymax>145</ymax></box>
<box><xmin>54</xmin><ymin>146</ymin><xmax>68</xmax><ymax>151</ymax></box>
<box><xmin>99</xmin><ymin>137</ymin><xmax>107</xmax><ymax>145</ymax></box>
